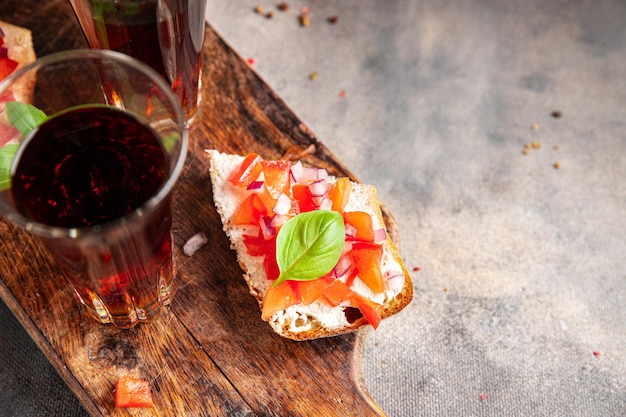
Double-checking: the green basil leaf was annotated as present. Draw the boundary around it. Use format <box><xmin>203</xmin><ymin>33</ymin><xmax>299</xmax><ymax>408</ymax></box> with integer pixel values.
<box><xmin>6</xmin><ymin>102</ymin><xmax>47</xmax><ymax>136</ymax></box>
<box><xmin>274</xmin><ymin>210</ymin><xmax>345</xmax><ymax>287</ymax></box>
<box><xmin>0</xmin><ymin>144</ymin><xmax>19</xmax><ymax>192</ymax></box>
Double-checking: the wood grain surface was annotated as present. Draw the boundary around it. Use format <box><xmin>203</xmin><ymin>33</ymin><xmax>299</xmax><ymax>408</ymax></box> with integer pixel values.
<box><xmin>0</xmin><ymin>1</ymin><xmax>395</xmax><ymax>415</ymax></box>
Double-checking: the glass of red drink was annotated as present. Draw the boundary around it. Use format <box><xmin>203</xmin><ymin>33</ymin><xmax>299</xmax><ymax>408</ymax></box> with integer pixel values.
<box><xmin>0</xmin><ymin>49</ymin><xmax>187</xmax><ymax>328</ymax></box>
<box><xmin>69</xmin><ymin>0</ymin><xmax>208</xmax><ymax>125</ymax></box>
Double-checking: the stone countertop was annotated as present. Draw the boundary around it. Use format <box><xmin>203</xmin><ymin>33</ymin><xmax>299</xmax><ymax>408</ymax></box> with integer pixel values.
<box><xmin>1</xmin><ymin>0</ymin><xmax>625</xmax><ymax>416</ymax></box>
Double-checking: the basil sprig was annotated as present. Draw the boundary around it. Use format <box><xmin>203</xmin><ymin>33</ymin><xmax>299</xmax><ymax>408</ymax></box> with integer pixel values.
<box><xmin>0</xmin><ymin>102</ymin><xmax>47</xmax><ymax>191</ymax></box>
<box><xmin>274</xmin><ymin>210</ymin><xmax>345</xmax><ymax>287</ymax></box>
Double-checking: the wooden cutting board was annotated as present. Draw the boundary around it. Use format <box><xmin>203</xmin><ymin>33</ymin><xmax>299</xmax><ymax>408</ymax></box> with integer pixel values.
<box><xmin>0</xmin><ymin>1</ymin><xmax>398</xmax><ymax>415</ymax></box>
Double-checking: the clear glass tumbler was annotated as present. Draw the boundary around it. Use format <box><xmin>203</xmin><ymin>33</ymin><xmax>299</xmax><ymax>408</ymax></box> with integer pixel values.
<box><xmin>0</xmin><ymin>49</ymin><xmax>187</xmax><ymax>328</ymax></box>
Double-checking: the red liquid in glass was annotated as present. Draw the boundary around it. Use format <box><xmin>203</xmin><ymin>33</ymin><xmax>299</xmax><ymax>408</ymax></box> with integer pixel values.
<box><xmin>11</xmin><ymin>107</ymin><xmax>174</xmax><ymax>327</ymax></box>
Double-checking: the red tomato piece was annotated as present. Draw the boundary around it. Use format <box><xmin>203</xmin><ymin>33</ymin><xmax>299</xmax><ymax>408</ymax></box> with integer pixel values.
<box><xmin>292</xmin><ymin>184</ymin><xmax>317</xmax><ymax>213</ymax></box>
<box><xmin>261</xmin><ymin>160</ymin><xmax>291</xmax><ymax>199</ymax></box>
<box><xmin>115</xmin><ymin>376</ymin><xmax>153</xmax><ymax>408</ymax></box>
<box><xmin>350</xmin><ymin>244</ymin><xmax>385</xmax><ymax>293</ymax></box>
<box><xmin>328</xmin><ymin>177</ymin><xmax>352</xmax><ymax>213</ymax></box>
<box><xmin>297</xmin><ymin>275</ymin><xmax>334</xmax><ymax>305</ymax></box>
<box><xmin>228</xmin><ymin>153</ymin><xmax>263</xmax><ymax>187</ymax></box>
<box><xmin>230</xmin><ymin>193</ymin><xmax>267</xmax><ymax>226</ymax></box>
<box><xmin>0</xmin><ymin>57</ymin><xmax>19</xmax><ymax>81</ymax></box>
<box><xmin>242</xmin><ymin>232</ymin><xmax>279</xmax><ymax>280</ymax></box>
<box><xmin>344</xmin><ymin>211</ymin><xmax>375</xmax><ymax>242</ymax></box>
<box><xmin>323</xmin><ymin>279</ymin><xmax>356</xmax><ymax>307</ymax></box>
<box><xmin>261</xmin><ymin>280</ymin><xmax>302</xmax><ymax>320</ymax></box>
<box><xmin>352</xmin><ymin>293</ymin><xmax>382</xmax><ymax>329</ymax></box>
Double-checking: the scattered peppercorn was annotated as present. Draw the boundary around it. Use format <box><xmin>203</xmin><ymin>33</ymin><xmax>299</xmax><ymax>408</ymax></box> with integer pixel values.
<box><xmin>523</xmin><ymin>149</ymin><xmax>530</xmax><ymax>155</ymax></box>
<box><xmin>300</xmin><ymin>14</ymin><xmax>310</xmax><ymax>27</ymax></box>
<box><xmin>554</xmin><ymin>162</ymin><xmax>560</xmax><ymax>169</ymax></box>
<box><xmin>278</xmin><ymin>2</ymin><xmax>289</xmax><ymax>11</ymax></box>
<box><xmin>532</xmin><ymin>141</ymin><xmax>541</xmax><ymax>149</ymax></box>
<box><xmin>255</xmin><ymin>5</ymin><xmax>264</xmax><ymax>14</ymax></box>
<box><xmin>266</xmin><ymin>11</ymin><xmax>274</xmax><ymax>18</ymax></box>
<box><xmin>328</xmin><ymin>15</ymin><xmax>338</xmax><ymax>24</ymax></box>
<box><xmin>309</xmin><ymin>71</ymin><xmax>319</xmax><ymax>81</ymax></box>
<box><xmin>552</xmin><ymin>110</ymin><xmax>562</xmax><ymax>118</ymax></box>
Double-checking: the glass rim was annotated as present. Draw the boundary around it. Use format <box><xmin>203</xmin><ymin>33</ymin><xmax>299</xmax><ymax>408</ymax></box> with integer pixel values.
<box><xmin>0</xmin><ymin>49</ymin><xmax>188</xmax><ymax>239</ymax></box>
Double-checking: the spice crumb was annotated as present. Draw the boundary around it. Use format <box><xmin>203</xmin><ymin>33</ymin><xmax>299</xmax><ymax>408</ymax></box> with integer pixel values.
<box><xmin>254</xmin><ymin>5</ymin><xmax>264</xmax><ymax>14</ymax></box>
<box><xmin>339</xmin><ymin>89</ymin><xmax>346</xmax><ymax>98</ymax></box>
<box><xmin>246</xmin><ymin>57</ymin><xmax>256</xmax><ymax>66</ymax></box>
<box><xmin>309</xmin><ymin>71</ymin><xmax>319</xmax><ymax>81</ymax></box>
<box><xmin>479</xmin><ymin>394</ymin><xmax>487</xmax><ymax>402</ymax></box>
<box><xmin>301</xmin><ymin>6</ymin><xmax>310</xmax><ymax>15</ymax></box>
<box><xmin>553</xmin><ymin>145</ymin><xmax>559</xmax><ymax>151</ymax></box>
<box><xmin>552</xmin><ymin>110</ymin><xmax>562</xmax><ymax>118</ymax></box>
<box><xmin>532</xmin><ymin>123</ymin><xmax>540</xmax><ymax>131</ymax></box>
<box><xmin>412</xmin><ymin>266</ymin><xmax>421</xmax><ymax>272</ymax></box>
<box><xmin>593</xmin><ymin>351</ymin><xmax>601</xmax><ymax>357</ymax></box>
<box><xmin>328</xmin><ymin>15</ymin><xmax>338</xmax><ymax>24</ymax></box>
<box><xmin>554</xmin><ymin>162</ymin><xmax>560</xmax><ymax>170</ymax></box>
<box><xmin>277</xmin><ymin>2</ymin><xmax>289</xmax><ymax>11</ymax></box>
<box><xmin>444</xmin><ymin>287</ymin><xmax>450</xmax><ymax>293</ymax></box>
<box><xmin>266</xmin><ymin>11</ymin><xmax>274</xmax><ymax>18</ymax></box>
<box><xmin>532</xmin><ymin>141</ymin><xmax>541</xmax><ymax>149</ymax></box>
<box><xmin>523</xmin><ymin>149</ymin><xmax>530</xmax><ymax>155</ymax></box>
<box><xmin>300</xmin><ymin>14</ymin><xmax>310</xmax><ymax>27</ymax></box>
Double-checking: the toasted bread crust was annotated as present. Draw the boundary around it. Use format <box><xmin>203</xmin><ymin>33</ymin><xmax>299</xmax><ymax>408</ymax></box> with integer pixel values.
<box><xmin>207</xmin><ymin>149</ymin><xmax>413</xmax><ymax>340</ymax></box>
<box><xmin>0</xmin><ymin>21</ymin><xmax>36</xmax><ymax>103</ymax></box>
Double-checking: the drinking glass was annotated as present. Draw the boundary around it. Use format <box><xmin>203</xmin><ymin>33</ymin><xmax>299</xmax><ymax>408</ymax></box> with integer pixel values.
<box><xmin>68</xmin><ymin>0</ymin><xmax>208</xmax><ymax>124</ymax></box>
<box><xmin>0</xmin><ymin>49</ymin><xmax>187</xmax><ymax>328</ymax></box>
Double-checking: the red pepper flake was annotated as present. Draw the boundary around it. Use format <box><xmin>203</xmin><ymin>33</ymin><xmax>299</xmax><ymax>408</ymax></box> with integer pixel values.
<box><xmin>277</xmin><ymin>2</ymin><xmax>289</xmax><ymax>11</ymax></box>
<box><xmin>479</xmin><ymin>394</ymin><xmax>487</xmax><ymax>402</ymax></box>
<box><xmin>593</xmin><ymin>351</ymin><xmax>601</xmax><ymax>357</ymax></box>
<box><xmin>339</xmin><ymin>89</ymin><xmax>346</xmax><ymax>98</ymax></box>
<box><xmin>247</xmin><ymin>57</ymin><xmax>256</xmax><ymax>66</ymax></box>
<box><xmin>552</xmin><ymin>110</ymin><xmax>562</xmax><ymax>118</ymax></box>
<box><xmin>412</xmin><ymin>266</ymin><xmax>421</xmax><ymax>272</ymax></box>
<box><xmin>328</xmin><ymin>15</ymin><xmax>338</xmax><ymax>24</ymax></box>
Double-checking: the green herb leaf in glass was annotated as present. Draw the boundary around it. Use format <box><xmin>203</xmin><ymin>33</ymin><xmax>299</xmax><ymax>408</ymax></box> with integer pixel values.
<box><xmin>274</xmin><ymin>210</ymin><xmax>345</xmax><ymax>287</ymax></box>
<box><xmin>6</xmin><ymin>102</ymin><xmax>47</xmax><ymax>136</ymax></box>
<box><xmin>0</xmin><ymin>144</ymin><xmax>19</xmax><ymax>192</ymax></box>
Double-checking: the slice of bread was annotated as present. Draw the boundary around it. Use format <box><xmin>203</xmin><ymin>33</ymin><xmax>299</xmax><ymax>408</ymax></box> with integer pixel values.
<box><xmin>0</xmin><ymin>20</ymin><xmax>36</xmax><ymax>103</ymax></box>
<box><xmin>207</xmin><ymin>149</ymin><xmax>413</xmax><ymax>340</ymax></box>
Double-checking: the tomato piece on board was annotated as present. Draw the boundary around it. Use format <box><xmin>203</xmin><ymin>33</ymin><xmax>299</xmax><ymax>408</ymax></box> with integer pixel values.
<box><xmin>261</xmin><ymin>160</ymin><xmax>291</xmax><ymax>199</ymax></box>
<box><xmin>323</xmin><ymin>279</ymin><xmax>356</xmax><ymax>307</ymax></box>
<box><xmin>352</xmin><ymin>293</ymin><xmax>382</xmax><ymax>329</ymax></box>
<box><xmin>230</xmin><ymin>193</ymin><xmax>267</xmax><ymax>226</ymax></box>
<box><xmin>262</xmin><ymin>280</ymin><xmax>302</xmax><ymax>320</ymax></box>
<box><xmin>242</xmin><ymin>232</ymin><xmax>279</xmax><ymax>280</ymax></box>
<box><xmin>350</xmin><ymin>243</ymin><xmax>385</xmax><ymax>293</ymax></box>
<box><xmin>328</xmin><ymin>177</ymin><xmax>352</xmax><ymax>213</ymax></box>
<box><xmin>228</xmin><ymin>153</ymin><xmax>263</xmax><ymax>187</ymax></box>
<box><xmin>115</xmin><ymin>376</ymin><xmax>153</xmax><ymax>408</ymax></box>
<box><xmin>0</xmin><ymin>57</ymin><xmax>19</xmax><ymax>80</ymax></box>
<box><xmin>343</xmin><ymin>211</ymin><xmax>375</xmax><ymax>242</ymax></box>
<box><xmin>297</xmin><ymin>275</ymin><xmax>334</xmax><ymax>305</ymax></box>
<box><xmin>292</xmin><ymin>184</ymin><xmax>317</xmax><ymax>213</ymax></box>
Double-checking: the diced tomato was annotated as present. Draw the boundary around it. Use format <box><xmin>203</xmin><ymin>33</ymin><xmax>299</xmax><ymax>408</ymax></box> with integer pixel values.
<box><xmin>352</xmin><ymin>293</ymin><xmax>382</xmax><ymax>329</ymax></box>
<box><xmin>0</xmin><ymin>122</ymin><xmax>18</xmax><ymax>147</ymax></box>
<box><xmin>261</xmin><ymin>280</ymin><xmax>301</xmax><ymax>320</ymax></box>
<box><xmin>230</xmin><ymin>193</ymin><xmax>267</xmax><ymax>226</ymax></box>
<box><xmin>343</xmin><ymin>264</ymin><xmax>360</xmax><ymax>288</ymax></box>
<box><xmin>242</xmin><ymin>232</ymin><xmax>279</xmax><ymax>280</ymax></box>
<box><xmin>261</xmin><ymin>160</ymin><xmax>291</xmax><ymax>199</ymax></box>
<box><xmin>328</xmin><ymin>177</ymin><xmax>352</xmax><ymax>213</ymax></box>
<box><xmin>350</xmin><ymin>244</ymin><xmax>385</xmax><ymax>293</ymax></box>
<box><xmin>0</xmin><ymin>56</ymin><xmax>19</xmax><ymax>81</ymax></box>
<box><xmin>322</xmin><ymin>279</ymin><xmax>356</xmax><ymax>307</ymax></box>
<box><xmin>297</xmin><ymin>275</ymin><xmax>334</xmax><ymax>305</ymax></box>
<box><xmin>343</xmin><ymin>211</ymin><xmax>375</xmax><ymax>242</ymax></box>
<box><xmin>228</xmin><ymin>153</ymin><xmax>263</xmax><ymax>187</ymax></box>
<box><xmin>292</xmin><ymin>184</ymin><xmax>317</xmax><ymax>213</ymax></box>
<box><xmin>115</xmin><ymin>376</ymin><xmax>153</xmax><ymax>408</ymax></box>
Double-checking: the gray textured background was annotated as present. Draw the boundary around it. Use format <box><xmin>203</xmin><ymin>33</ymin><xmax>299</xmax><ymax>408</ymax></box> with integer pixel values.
<box><xmin>1</xmin><ymin>0</ymin><xmax>626</xmax><ymax>416</ymax></box>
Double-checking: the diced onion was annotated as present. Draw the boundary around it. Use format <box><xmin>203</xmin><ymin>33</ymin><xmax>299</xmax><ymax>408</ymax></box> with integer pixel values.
<box><xmin>308</xmin><ymin>178</ymin><xmax>328</xmax><ymax>197</ymax></box>
<box><xmin>247</xmin><ymin>181</ymin><xmax>264</xmax><ymax>190</ymax></box>
<box><xmin>318</xmin><ymin>197</ymin><xmax>333</xmax><ymax>211</ymax></box>
<box><xmin>333</xmin><ymin>255</ymin><xmax>352</xmax><ymax>278</ymax></box>
<box><xmin>271</xmin><ymin>214</ymin><xmax>289</xmax><ymax>228</ymax></box>
<box><xmin>183</xmin><ymin>232</ymin><xmax>208</xmax><ymax>257</ymax></box>
<box><xmin>345</xmin><ymin>223</ymin><xmax>358</xmax><ymax>238</ymax></box>
<box><xmin>259</xmin><ymin>216</ymin><xmax>276</xmax><ymax>240</ymax></box>
<box><xmin>299</xmin><ymin>166</ymin><xmax>319</xmax><ymax>183</ymax></box>
<box><xmin>374</xmin><ymin>228</ymin><xmax>387</xmax><ymax>243</ymax></box>
<box><xmin>273</xmin><ymin>193</ymin><xmax>291</xmax><ymax>215</ymax></box>
<box><xmin>317</xmin><ymin>169</ymin><xmax>328</xmax><ymax>180</ymax></box>
<box><xmin>290</xmin><ymin>161</ymin><xmax>303</xmax><ymax>182</ymax></box>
